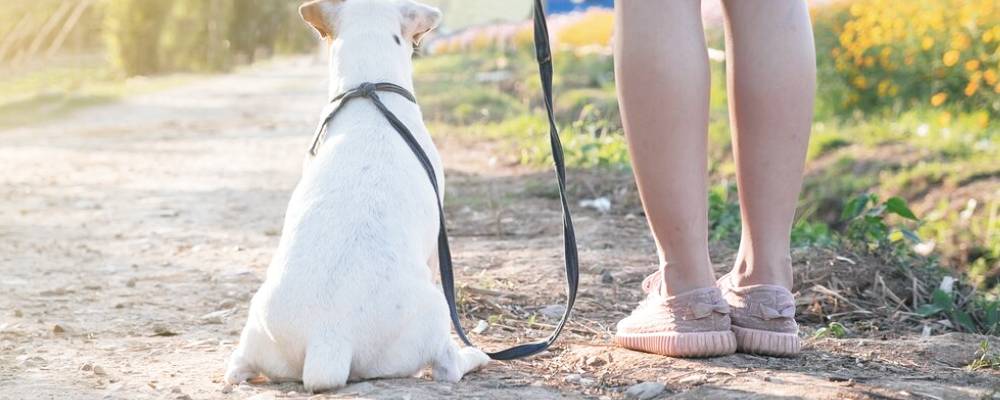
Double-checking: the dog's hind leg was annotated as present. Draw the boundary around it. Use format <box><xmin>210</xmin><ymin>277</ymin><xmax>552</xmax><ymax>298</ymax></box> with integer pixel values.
<box><xmin>225</xmin><ymin>324</ymin><xmax>264</xmax><ymax>384</ymax></box>
<box><xmin>431</xmin><ymin>342</ymin><xmax>490</xmax><ymax>383</ymax></box>
<box><xmin>224</xmin><ymin>351</ymin><xmax>259</xmax><ymax>385</ymax></box>
<box><xmin>302</xmin><ymin>335</ymin><xmax>352</xmax><ymax>393</ymax></box>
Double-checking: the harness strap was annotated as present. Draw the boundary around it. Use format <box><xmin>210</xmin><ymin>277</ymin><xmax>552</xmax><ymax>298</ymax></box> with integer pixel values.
<box><xmin>308</xmin><ymin>0</ymin><xmax>578</xmax><ymax>361</ymax></box>
<box><xmin>309</xmin><ymin>82</ymin><xmax>417</xmax><ymax>156</ymax></box>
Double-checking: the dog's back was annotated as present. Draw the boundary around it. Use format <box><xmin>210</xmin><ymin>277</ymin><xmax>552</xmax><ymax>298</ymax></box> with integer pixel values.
<box><xmin>225</xmin><ymin>0</ymin><xmax>488</xmax><ymax>392</ymax></box>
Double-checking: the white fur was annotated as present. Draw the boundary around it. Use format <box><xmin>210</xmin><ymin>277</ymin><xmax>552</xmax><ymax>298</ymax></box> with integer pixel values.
<box><xmin>224</xmin><ymin>0</ymin><xmax>489</xmax><ymax>392</ymax></box>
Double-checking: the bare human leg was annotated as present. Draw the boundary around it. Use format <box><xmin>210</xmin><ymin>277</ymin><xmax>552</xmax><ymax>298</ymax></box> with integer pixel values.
<box><xmin>613</xmin><ymin>0</ymin><xmax>737</xmax><ymax>358</ymax></box>
<box><xmin>722</xmin><ymin>0</ymin><xmax>816</xmax><ymax>290</ymax></box>
<box><xmin>717</xmin><ymin>0</ymin><xmax>816</xmax><ymax>357</ymax></box>
<box><xmin>614</xmin><ymin>0</ymin><xmax>714</xmax><ymax>296</ymax></box>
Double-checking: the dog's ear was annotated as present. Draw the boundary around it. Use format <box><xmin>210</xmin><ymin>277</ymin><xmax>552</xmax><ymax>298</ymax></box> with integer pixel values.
<box><xmin>299</xmin><ymin>0</ymin><xmax>345</xmax><ymax>40</ymax></box>
<box><xmin>398</xmin><ymin>0</ymin><xmax>441</xmax><ymax>46</ymax></box>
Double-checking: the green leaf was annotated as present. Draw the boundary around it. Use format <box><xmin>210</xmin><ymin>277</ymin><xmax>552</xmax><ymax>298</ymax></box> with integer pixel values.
<box><xmin>952</xmin><ymin>310</ymin><xmax>976</xmax><ymax>332</ymax></box>
<box><xmin>932</xmin><ymin>289</ymin><xmax>954</xmax><ymax>311</ymax></box>
<box><xmin>916</xmin><ymin>304</ymin><xmax>944</xmax><ymax>317</ymax></box>
<box><xmin>828</xmin><ymin>322</ymin><xmax>848</xmax><ymax>338</ymax></box>
<box><xmin>885</xmin><ymin>196</ymin><xmax>919</xmax><ymax>221</ymax></box>
<box><xmin>841</xmin><ymin>194</ymin><xmax>870</xmax><ymax>221</ymax></box>
<box><xmin>984</xmin><ymin>302</ymin><xmax>999</xmax><ymax>332</ymax></box>
<box><xmin>866</xmin><ymin>204</ymin><xmax>887</xmax><ymax>218</ymax></box>
<box><xmin>901</xmin><ymin>228</ymin><xmax>921</xmax><ymax>243</ymax></box>
<box><xmin>812</xmin><ymin>327</ymin><xmax>829</xmax><ymax>339</ymax></box>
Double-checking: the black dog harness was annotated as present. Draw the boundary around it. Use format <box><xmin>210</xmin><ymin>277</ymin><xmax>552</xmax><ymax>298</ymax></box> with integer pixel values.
<box><xmin>308</xmin><ymin>0</ymin><xmax>578</xmax><ymax>361</ymax></box>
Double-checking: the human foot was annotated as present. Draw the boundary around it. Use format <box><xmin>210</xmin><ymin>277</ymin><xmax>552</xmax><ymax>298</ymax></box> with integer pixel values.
<box><xmin>615</xmin><ymin>271</ymin><xmax>737</xmax><ymax>357</ymax></box>
<box><xmin>717</xmin><ymin>273</ymin><xmax>800</xmax><ymax>356</ymax></box>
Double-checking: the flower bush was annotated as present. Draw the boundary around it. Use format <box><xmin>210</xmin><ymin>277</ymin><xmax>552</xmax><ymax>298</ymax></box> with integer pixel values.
<box><xmin>813</xmin><ymin>0</ymin><xmax>1000</xmax><ymax>117</ymax></box>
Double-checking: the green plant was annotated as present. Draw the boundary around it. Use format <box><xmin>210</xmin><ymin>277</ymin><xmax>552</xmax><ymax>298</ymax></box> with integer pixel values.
<box><xmin>791</xmin><ymin>219</ymin><xmax>835</xmax><ymax>248</ymax></box>
<box><xmin>708</xmin><ymin>183</ymin><xmax>742</xmax><ymax>243</ymax></box>
<box><xmin>917</xmin><ymin>284</ymin><xmax>1000</xmax><ymax>333</ymax></box>
<box><xmin>103</xmin><ymin>0</ymin><xmax>173</xmax><ymax>76</ymax></box>
<box><xmin>841</xmin><ymin>194</ymin><xmax>921</xmax><ymax>252</ymax></box>
<box><xmin>917</xmin><ymin>288</ymin><xmax>977</xmax><ymax>332</ymax></box>
<box><xmin>967</xmin><ymin>340</ymin><xmax>1000</xmax><ymax>371</ymax></box>
<box><xmin>813</xmin><ymin>321</ymin><xmax>849</xmax><ymax>339</ymax></box>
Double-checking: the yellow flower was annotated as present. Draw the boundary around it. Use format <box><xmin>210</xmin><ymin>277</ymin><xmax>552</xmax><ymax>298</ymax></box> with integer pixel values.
<box><xmin>985</xmin><ymin>69</ymin><xmax>999</xmax><ymax>85</ymax></box>
<box><xmin>931</xmin><ymin>92</ymin><xmax>948</xmax><ymax>106</ymax></box>
<box><xmin>965</xmin><ymin>60</ymin><xmax>981</xmax><ymax>71</ymax></box>
<box><xmin>850</xmin><ymin>3</ymin><xmax>864</xmax><ymax>16</ymax></box>
<box><xmin>951</xmin><ymin>33</ymin><xmax>972</xmax><ymax>51</ymax></box>
<box><xmin>939</xmin><ymin>112</ymin><xmax>952</xmax><ymax>126</ymax></box>
<box><xmin>995</xmin><ymin>83</ymin><xmax>1000</xmax><ymax>93</ymax></box>
<box><xmin>853</xmin><ymin>76</ymin><xmax>869</xmax><ymax>89</ymax></box>
<box><xmin>975</xmin><ymin>113</ymin><xmax>989</xmax><ymax>129</ymax></box>
<box><xmin>921</xmin><ymin>36</ymin><xmax>934</xmax><ymax>50</ymax></box>
<box><xmin>965</xmin><ymin>81</ymin><xmax>979</xmax><ymax>96</ymax></box>
<box><xmin>877</xmin><ymin>80</ymin><xmax>891</xmax><ymax>96</ymax></box>
<box><xmin>943</xmin><ymin>50</ymin><xmax>960</xmax><ymax>66</ymax></box>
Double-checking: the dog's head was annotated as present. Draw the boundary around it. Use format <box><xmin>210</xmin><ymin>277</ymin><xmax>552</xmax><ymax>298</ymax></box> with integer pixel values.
<box><xmin>299</xmin><ymin>0</ymin><xmax>442</xmax><ymax>48</ymax></box>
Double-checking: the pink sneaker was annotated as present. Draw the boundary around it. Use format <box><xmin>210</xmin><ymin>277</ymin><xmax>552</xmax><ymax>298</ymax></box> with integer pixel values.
<box><xmin>615</xmin><ymin>271</ymin><xmax>737</xmax><ymax>357</ymax></box>
<box><xmin>717</xmin><ymin>273</ymin><xmax>801</xmax><ymax>356</ymax></box>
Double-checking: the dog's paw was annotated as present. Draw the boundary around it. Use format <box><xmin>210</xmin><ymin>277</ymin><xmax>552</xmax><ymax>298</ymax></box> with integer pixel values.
<box><xmin>224</xmin><ymin>363</ymin><xmax>259</xmax><ymax>385</ymax></box>
<box><xmin>459</xmin><ymin>346</ymin><xmax>490</xmax><ymax>372</ymax></box>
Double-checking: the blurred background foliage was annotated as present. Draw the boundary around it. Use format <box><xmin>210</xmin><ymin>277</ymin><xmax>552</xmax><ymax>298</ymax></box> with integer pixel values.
<box><xmin>102</xmin><ymin>0</ymin><xmax>315</xmax><ymax>75</ymax></box>
<box><xmin>1</xmin><ymin>0</ymin><xmax>315</xmax><ymax>76</ymax></box>
<box><xmin>0</xmin><ymin>0</ymin><xmax>316</xmax><ymax>127</ymax></box>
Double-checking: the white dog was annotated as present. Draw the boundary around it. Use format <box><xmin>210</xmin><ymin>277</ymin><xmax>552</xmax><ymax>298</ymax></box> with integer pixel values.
<box><xmin>224</xmin><ymin>0</ymin><xmax>489</xmax><ymax>392</ymax></box>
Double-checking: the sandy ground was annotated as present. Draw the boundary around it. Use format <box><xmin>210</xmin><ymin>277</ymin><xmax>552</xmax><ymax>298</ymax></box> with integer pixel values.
<box><xmin>1</xmin><ymin>58</ymin><xmax>998</xmax><ymax>400</ymax></box>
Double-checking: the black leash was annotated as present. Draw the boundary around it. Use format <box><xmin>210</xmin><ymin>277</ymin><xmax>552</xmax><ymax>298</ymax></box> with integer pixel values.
<box><xmin>308</xmin><ymin>0</ymin><xmax>578</xmax><ymax>361</ymax></box>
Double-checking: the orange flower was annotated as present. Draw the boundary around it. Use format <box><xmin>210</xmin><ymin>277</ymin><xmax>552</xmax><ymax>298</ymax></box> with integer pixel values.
<box><xmin>930</xmin><ymin>92</ymin><xmax>948</xmax><ymax>106</ymax></box>
<box><xmin>943</xmin><ymin>50</ymin><xmax>960</xmax><ymax>66</ymax></box>
<box><xmin>921</xmin><ymin>36</ymin><xmax>934</xmax><ymax>50</ymax></box>
<box><xmin>965</xmin><ymin>81</ymin><xmax>979</xmax><ymax>96</ymax></box>
<box><xmin>986</xmin><ymin>70</ymin><xmax>999</xmax><ymax>85</ymax></box>
<box><xmin>965</xmin><ymin>59</ymin><xmax>981</xmax><ymax>71</ymax></box>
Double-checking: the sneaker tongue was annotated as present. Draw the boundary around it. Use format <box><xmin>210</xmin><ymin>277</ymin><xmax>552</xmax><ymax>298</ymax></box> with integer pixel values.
<box><xmin>641</xmin><ymin>270</ymin><xmax>664</xmax><ymax>295</ymax></box>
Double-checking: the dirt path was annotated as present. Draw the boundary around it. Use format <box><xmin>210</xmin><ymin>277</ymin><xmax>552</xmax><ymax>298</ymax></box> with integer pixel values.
<box><xmin>1</xmin><ymin>58</ymin><xmax>997</xmax><ymax>400</ymax></box>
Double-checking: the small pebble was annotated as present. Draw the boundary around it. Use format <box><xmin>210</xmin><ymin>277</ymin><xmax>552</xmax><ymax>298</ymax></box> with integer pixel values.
<box><xmin>52</xmin><ymin>324</ymin><xmax>66</xmax><ymax>334</ymax></box>
<box><xmin>563</xmin><ymin>373</ymin><xmax>582</xmax><ymax>384</ymax></box>
<box><xmin>93</xmin><ymin>366</ymin><xmax>107</xmax><ymax>376</ymax></box>
<box><xmin>586</xmin><ymin>356</ymin><xmax>606</xmax><ymax>367</ymax></box>
<box><xmin>176</xmin><ymin>395</ymin><xmax>192</xmax><ymax>400</ymax></box>
<box><xmin>600</xmin><ymin>270</ymin><xmax>614</xmax><ymax>284</ymax></box>
<box><xmin>624</xmin><ymin>382</ymin><xmax>666</xmax><ymax>400</ymax></box>
<box><xmin>81</xmin><ymin>363</ymin><xmax>93</xmax><ymax>371</ymax></box>
<box><xmin>13</xmin><ymin>310</ymin><xmax>23</xmax><ymax>317</ymax></box>
<box><xmin>471</xmin><ymin>320</ymin><xmax>489</xmax><ymax>335</ymax></box>
<box><xmin>539</xmin><ymin>304</ymin><xmax>566</xmax><ymax>319</ymax></box>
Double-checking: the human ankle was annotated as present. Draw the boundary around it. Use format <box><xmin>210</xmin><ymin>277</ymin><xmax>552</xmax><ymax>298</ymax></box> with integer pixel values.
<box><xmin>659</xmin><ymin>260</ymin><xmax>716</xmax><ymax>296</ymax></box>
<box><xmin>729</xmin><ymin>255</ymin><xmax>793</xmax><ymax>290</ymax></box>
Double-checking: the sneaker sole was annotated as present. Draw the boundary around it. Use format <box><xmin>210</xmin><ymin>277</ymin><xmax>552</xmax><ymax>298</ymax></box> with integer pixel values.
<box><xmin>731</xmin><ymin>325</ymin><xmax>800</xmax><ymax>356</ymax></box>
<box><xmin>614</xmin><ymin>330</ymin><xmax>737</xmax><ymax>358</ymax></box>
